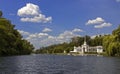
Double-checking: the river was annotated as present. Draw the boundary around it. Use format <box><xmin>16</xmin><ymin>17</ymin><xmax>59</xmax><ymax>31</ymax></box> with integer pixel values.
<box><xmin>0</xmin><ymin>54</ymin><xmax>120</xmax><ymax>74</ymax></box>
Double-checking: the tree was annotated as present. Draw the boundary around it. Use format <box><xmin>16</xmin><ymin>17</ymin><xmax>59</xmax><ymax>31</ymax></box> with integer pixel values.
<box><xmin>103</xmin><ymin>26</ymin><xmax>120</xmax><ymax>56</ymax></box>
<box><xmin>112</xmin><ymin>25</ymin><xmax>120</xmax><ymax>41</ymax></box>
<box><xmin>0</xmin><ymin>11</ymin><xmax>34</xmax><ymax>56</ymax></box>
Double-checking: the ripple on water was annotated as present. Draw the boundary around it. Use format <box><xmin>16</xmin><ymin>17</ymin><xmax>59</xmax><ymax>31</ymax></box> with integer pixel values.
<box><xmin>0</xmin><ymin>54</ymin><xmax>120</xmax><ymax>74</ymax></box>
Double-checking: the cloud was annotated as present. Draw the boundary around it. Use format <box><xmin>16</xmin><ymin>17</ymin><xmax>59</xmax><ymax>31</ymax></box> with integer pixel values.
<box><xmin>86</xmin><ymin>17</ymin><xmax>112</xmax><ymax>29</ymax></box>
<box><xmin>116</xmin><ymin>0</ymin><xmax>120</xmax><ymax>2</ymax></box>
<box><xmin>86</xmin><ymin>17</ymin><xmax>104</xmax><ymax>25</ymax></box>
<box><xmin>26</xmin><ymin>33</ymin><xmax>48</xmax><ymax>39</ymax></box>
<box><xmin>72</xmin><ymin>28</ymin><xmax>83</xmax><ymax>32</ymax></box>
<box><xmin>19</xmin><ymin>28</ymin><xmax>82</xmax><ymax>49</ymax></box>
<box><xmin>18</xmin><ymin>30</ymin><xmax>30</xmax><ymax>36</ymax></box>
<box><xmin>58</xmin><ymin>31</ymin><xmax>80</xmax><ymax>40</ymax></box>
<box><xmin>42</xmin><ymin>28</ymin><xmax>52</xmax><ymax>32</ymax></box>
<box><xmin>94</xmin><ymin>23</ymin><xmax>112</xmax><ymax>29</ymax></box>
<box><xmin>20</xmin><ymin>14</ymin><xmax>52</xmax><ymax>23</ymax></box>
<box><xmin>17</xmin><ymin>3</ymin><xmax>39</xmax><ymax>16</ymax></box>
<box><xmin>17</xmin><ymin>3</ymin><xmax>52</xmax><ymax>23</ymax></box>
<box><xmin>91</xmin><ymin>35</ymin><xmax>97</xmax><ymax>39</ymax></box>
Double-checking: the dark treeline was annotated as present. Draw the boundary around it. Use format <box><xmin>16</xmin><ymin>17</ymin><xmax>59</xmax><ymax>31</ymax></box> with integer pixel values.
<box><xmin>0</xmin><ymin>11</ymin><xmax>34</xmax><ymax>56</ymax></box>
<box><xmin>36</xmin><ymin>26</ymin><xmax>120</xmax><ymax>56</ymax></box>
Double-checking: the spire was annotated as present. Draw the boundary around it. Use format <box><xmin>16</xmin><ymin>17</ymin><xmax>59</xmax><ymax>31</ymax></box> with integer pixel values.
<box><xmin>83</xmin><ymin>36</ymin><xmax>87</xmax><ymax>45</ymax></box>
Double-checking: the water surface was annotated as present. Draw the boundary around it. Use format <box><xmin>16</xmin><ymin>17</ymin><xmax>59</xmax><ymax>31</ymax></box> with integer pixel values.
<box><xmin>0</xmin><ymin>54</ymin><xmax>120</xmax><ymax>74</ymax></box>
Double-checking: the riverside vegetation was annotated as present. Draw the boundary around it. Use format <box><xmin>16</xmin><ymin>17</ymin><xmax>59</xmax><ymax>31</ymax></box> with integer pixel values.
<box><xmin>0</xmin><ymin>11</ymin><xmax>34</xmax><ymax>56</ymax></box>
<box><xmin>36</xmin><ymin>26</ymin><xmax>120</xmax><ymax>56</ymax></box>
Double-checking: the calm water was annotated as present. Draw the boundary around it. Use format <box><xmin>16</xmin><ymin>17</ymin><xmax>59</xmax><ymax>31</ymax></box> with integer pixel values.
<box><xmin>0</xmin><ymin>54</ymin><xmax>120</xmax><ymax>74</ymax></box>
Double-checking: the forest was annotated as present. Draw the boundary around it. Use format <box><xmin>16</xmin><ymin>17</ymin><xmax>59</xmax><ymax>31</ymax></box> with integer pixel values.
<box><xmin>36</xmin><ymin>26</ymin><xmax>120</xmax><ymax>56</ymax></box>
<box><xmin>0</xmin><ymin>11</ymin><xmax>34</xmax><ymax>56</ymax></box>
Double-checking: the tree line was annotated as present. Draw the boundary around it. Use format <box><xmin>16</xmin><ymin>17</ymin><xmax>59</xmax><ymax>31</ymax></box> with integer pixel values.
<box><xmin>0</xmin><ymin>11</ymin><xmax>34</xmax><ymax>56</ymax></box>
<box><xmin>36</xmin><ymin>26</ymin><xmax>120</xmax><ymax>56</ymax></box>
<box><xmin>35</xmin><ymin>35</ymin><xmax>104</xmax><ymax>54</ymax></box>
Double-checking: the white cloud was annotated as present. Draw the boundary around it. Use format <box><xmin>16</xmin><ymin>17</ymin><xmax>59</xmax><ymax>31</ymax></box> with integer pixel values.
<box><xmin>20</xmin><ymin>14</ymin><xmax>52</xmax><ymax>23</ymax></box>
<box><xmin>86</xmin><ymin>17</ymin><xmax>112</xmax><ymax>29</ymax></box>
<box><xmin>72</xmin><ymin>28</ymin><xmax>83</xmax><ymax>32</ymax></box>
<box><xmin>19</xmin><ymin>28</ymin><xmax>82</xmax><ymax>49</ymax></box>
<box><xmin>58</xmin><ymin>31</ymin><xmax>80</xmax><ymax>39</ymax></box>
<box><xmin>91</xmin><ymin>35</ymin><xmax>97</xmax><ymax>39</ymax></box>
<box><xmin>26</xmin><ymin>33</ymin><xmax>48</xmax><ymax>39</ymax></box>
<box><xmin>42</xmin><ymin>28</ymin><xmax>52</xmax><ymax>32</ymax></box>
<box><xmin>94</xmin><ymin>23</ymin><xmax>112</xmax><ymax>29</ymax></box>
<box><xmin>86</xmin><ymin>17</ymin><xmax>104</xmax><ymax>25</ymax></box>
<box><xmin>116</xmin><ymin>0</ymin><xmax>120</xmax><ymax>2</ymax></box>
<box><xmin>48</xmin><ymin>36</ymin><xmax>54</xmax><ymax>39</ymax></box>
<box><xmin>18</xmin><ymin>30</ymin><xmax>30</xmax><ymax>36</ymax></box>
<box><xmin>18</xmin><ymin>3</ymin><xmax>39</xmax><ymax>16</ymax></box>
<box><xmin>17</xmin><ymin>3</ymin><xmax>52</xmax><ymax>23</ymax></box>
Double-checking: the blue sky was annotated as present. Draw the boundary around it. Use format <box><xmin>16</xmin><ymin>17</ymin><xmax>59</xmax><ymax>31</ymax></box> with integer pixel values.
<box><xmin>0</xmin><ymin>0</ymin><xmax>120</xmax><ymax>49</ymax></box>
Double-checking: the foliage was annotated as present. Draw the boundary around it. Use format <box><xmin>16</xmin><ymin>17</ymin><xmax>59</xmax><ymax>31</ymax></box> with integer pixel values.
<box><xmin>103</xmin><ymin>26</ymin><xmax>120</xmax><ymax>56</ymax></box>
<box><xmin>36</xmin><ymin>43</ymin><xmax>74</xmax><ymax>54</ymax></box>
<box><xmin>0</xmin><ymin>11</ymin><xmax>34</xmax><ymax>56</ymax></box>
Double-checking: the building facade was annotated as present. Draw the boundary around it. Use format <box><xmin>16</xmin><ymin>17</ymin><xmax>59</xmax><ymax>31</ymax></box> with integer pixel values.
<box><xmin>70</xmin><ymin>40</ymin><xmax>103</xmax><ymax>54</ymax></box>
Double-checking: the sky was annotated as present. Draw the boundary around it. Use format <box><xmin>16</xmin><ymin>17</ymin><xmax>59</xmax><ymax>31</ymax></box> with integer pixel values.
<box><xmin>0</xmin><ymin>0</ymin><xmax>120</xmax><ymax>49</ymax></box>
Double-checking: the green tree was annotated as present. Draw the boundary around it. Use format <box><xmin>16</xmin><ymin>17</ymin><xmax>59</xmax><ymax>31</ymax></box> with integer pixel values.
<box><xmin>0</xmin><ymin>11</ymin><xmax>34</xmax><ymax>56</ymax></box>
<box><xmin>103</xmin><ymin>26</ymin><xmax>120</xmax><ymax>56</ymax></box>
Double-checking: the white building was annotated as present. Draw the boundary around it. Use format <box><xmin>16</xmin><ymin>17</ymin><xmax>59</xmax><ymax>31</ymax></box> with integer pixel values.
<box><xmin>70</xmin><ymin>39</ymin><xmax>103</xmax><ymax>54</ymax></box>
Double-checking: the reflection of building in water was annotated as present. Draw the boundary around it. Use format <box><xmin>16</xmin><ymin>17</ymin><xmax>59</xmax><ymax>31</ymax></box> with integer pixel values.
<box><xmin>70</xmin><ymin>38</ymin><xmax>103</xmax><ymax>54</ymax></box>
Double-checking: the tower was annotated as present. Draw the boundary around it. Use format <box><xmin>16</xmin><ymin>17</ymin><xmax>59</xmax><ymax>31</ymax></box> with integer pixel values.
<box><xmin>83</xmin><ymin>36</ymin><xmax>87</xmax><ymax>45</ymax></box>
<box><xmin>82</xmin><ymin>36</ymin><xmax>89</xmax><ymax>53</ymax></box>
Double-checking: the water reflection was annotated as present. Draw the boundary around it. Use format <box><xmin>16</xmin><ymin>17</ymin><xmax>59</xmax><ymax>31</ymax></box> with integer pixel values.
<box><xmin>0</xmin><ymin>54</ymin><xmax>120</xmax><ymax>74</ymax></box>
